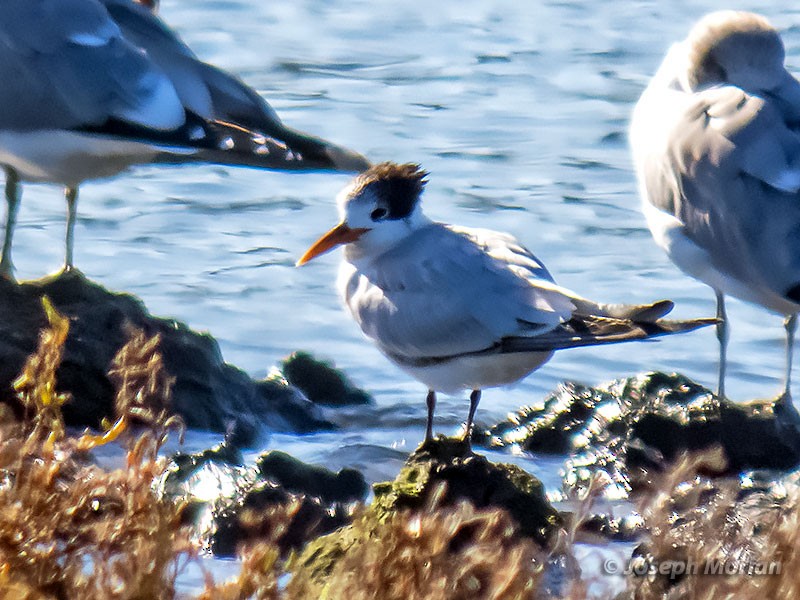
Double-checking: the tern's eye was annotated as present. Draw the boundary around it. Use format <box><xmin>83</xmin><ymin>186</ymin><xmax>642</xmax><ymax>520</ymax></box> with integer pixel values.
<box><xmin>370</xmin><ymin>208</ymin><xmax>388</xmax><ymax>221</ymax></box>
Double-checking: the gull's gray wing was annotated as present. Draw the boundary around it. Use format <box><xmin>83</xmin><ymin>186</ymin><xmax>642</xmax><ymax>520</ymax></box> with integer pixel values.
<box><xmin>341</xmin><ymin>223</ymin><xmax>577</xmax><ymax>359</ymax></box>
<box><xmin>100</xmin><ymin>0</ymin><xmax>370</xmax><ymax>171</ymax></box>
<box><xmin>100</xmin><ymin>0</ymin><xmax>277</xmax><ymax>125</ymax></box>
<box><xmin>636</xmin><ymin>80</ymin><xmax>800</xmax><ymax>304</ymax></box>
<box><xmin>0</xmin><ymin>0</ymin><xmax>185</xmax><ymax>132</ymax></box>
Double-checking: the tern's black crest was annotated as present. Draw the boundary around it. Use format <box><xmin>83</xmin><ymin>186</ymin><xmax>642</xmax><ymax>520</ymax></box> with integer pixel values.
<box><xmin>354</xmin><ymin>162</ymin><xmax>428</xmax><ymax>220</ymax></box>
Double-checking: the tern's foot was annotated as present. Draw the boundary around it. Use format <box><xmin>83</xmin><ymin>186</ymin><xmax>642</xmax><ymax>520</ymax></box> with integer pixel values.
<box><xmin>774</xmin><ymin>390</ymin><xmax>793</xmax><ymax>408</ymax></box>
<box><xmin>415</xmin><ymin>435</ymin><xmax>474</xmax><ymax>459</ymax></box>
<box><xmin>57</xmin><ymin>265</ymin><xmax>84</xmax><ymax>279</ymax></box>
<box><xmin>417</xmin><ymin>436</ymin><xmax>437</xmax><ymax>453</ymax></box>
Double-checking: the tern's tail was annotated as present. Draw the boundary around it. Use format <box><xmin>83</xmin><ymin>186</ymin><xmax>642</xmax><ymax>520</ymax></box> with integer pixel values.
<box><xmin>500</xmin><ymin>314</ymin><xmax>717</xmax><ymax>353</ymax></box>
<box><xmin>569</xmin><ymin>297</ymin><xmax>675</xmax><ymax>322</ymax></box>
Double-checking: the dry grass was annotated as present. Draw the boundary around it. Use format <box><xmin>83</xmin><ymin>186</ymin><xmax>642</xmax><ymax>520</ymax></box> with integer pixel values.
<box><xmin>627</xmin><ymin>447</ymin><xmax>800</xmax><ymax>599</ymax></box>
<box><xmin>0</xmin><ymin>298</ymin><xmax>192</xmax><ymax>599</ymax></box>
<box><xmin>287</xmin><ymin>484</ymin><xmax>554</xmax><ymax>600</ymax></box>
<box><xmin>7</xmin><ymin>297</ymin><xmax>800</xmax><ymax>599</ymax></box>
<box><xmin>199</xmin><ymin>541</ymin><xmax>283</xmax><ymax>600</ymax></box>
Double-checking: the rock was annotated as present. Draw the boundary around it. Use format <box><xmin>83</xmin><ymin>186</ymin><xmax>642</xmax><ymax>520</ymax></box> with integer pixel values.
<box><xmin>569</xmin><ymin>512</ymin><xmax>644</xmax><ymax>544</ymax></box>
<box><xmin>159</xmin><ymin>441</ymin><xmax>251</xmax><ymax>548</ymax></box>
<box><xmin>0</xmin><ymin>272</ymin><xmax>335</xmax><ymax>444</ymax></box>
<box><xmin>254</xmin><ymin>380</ymin><xmax>336</xmax><ymax>434</ymax></box>
<box><xmin>290</xmin><ymin>436</ymin><xmax>564</xmax><ymax>592</ymax></box>
<box><xmin>481</xmin><ymin>372</ymin><xmax>800</xmax><ymax>497</ymax></box>
<box><xmin>372</xmin><ymin>437</ymin><xmax>562</xmax><ymax>547</ymax></box>
<box><xmin>158</xmin><ymin>443</ymin><xmax>367</xmax><ymax>557</ymax></box>
<box><xmin>479</xmin><ymin>381</ymin><xmax>601</xmax><ymax>454</ymax></box>
<box><xmin>212</xmin><ymin>480</ymin><xmax>356</xmax><ymax>557</ymax></box>
<box><xmin>257</xmin><ymin>451</ymin><xmax>368</xmax><ymax>505</ymax></box>
<box><xmin>619</xmin><ymin>457</ymin><xmax>795</xmax><ymax>599</ymax></box>
<box><xmin>278</xmin><ymin>351</ymin><xmax>372</xmax><ymax>406</ymax></box>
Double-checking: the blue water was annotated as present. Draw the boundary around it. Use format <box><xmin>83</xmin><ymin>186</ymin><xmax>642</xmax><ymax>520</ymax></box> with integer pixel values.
<box><xmin>10</xmin><ymin>0</ymin><xmax>800</xmax><ymax>585</ymax></box>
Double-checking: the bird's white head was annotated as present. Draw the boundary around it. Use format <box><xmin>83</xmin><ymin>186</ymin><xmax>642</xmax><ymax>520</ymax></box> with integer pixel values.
<box><xmin>297</xmin><ymin>162</ymin><xmax>430</xmax><ymax>266</ymax></box>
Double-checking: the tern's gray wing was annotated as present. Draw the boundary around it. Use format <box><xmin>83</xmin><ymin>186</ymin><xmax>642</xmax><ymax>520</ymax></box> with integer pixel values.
<box><xmin>101</xmin><ymin>0</ymin><xmax>370</xmax><ymax>171</ymax></box>
<box><xmin>0</xmin><ymin>0</ymin><xmax>185</xmax><ymax>132</ymax></box>
<box><xmin>342</xmin><ymin>224</ymin><xmax>577</xmax><ymax>359</ymax></box>
<box><xmin>637</xmin><ymin>81</ymin><xmax>800</xmax><ymax>303</ymax></box>
<box><xmin>500</xmin><ymin>315</ymin><xmax>715</xmax><ymax>352</ymax></box>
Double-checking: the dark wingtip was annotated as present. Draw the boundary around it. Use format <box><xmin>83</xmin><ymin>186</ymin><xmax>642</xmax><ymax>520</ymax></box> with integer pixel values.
<box><xmin>633</xmin><ymin>299</ymin><xmax>674</xmax><ymax>322</ymax></box>
<box><xmin>649</xmin><ymin>316</ymin><xmax>720</xmax><ymax>334</ymax></box>
<box><xmin>787</xmin><ymin>283</ymin><xmax>800</xmax><ymax>304</ymax></box>
<box><xmin>324</xmin><ymin>146</ymin><xmax>372</xmax><ymax>173</ymax></box>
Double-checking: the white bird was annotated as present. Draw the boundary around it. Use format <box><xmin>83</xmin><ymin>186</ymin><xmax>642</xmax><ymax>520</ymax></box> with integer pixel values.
<box><xmin>0</xmin><ymin>0</ymin><xmax>369</xmax><ymax>279</ymax></box>
<box><xmin>297</xmin><ymin>162</ymin><xmax>714</xmax><ymax>444</ymax></box>
<box><xmin>630</xmin><ymin>11</ymin><xmax>800</xmax><ymax>401</ymax></box>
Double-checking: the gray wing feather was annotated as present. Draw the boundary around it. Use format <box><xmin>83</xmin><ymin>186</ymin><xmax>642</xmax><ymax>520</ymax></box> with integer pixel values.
<box><xmin>100</xmin><ymin>0</ymin><xmax>369</xmax><ymax>171</ymax></box>
<box><xmin>499</xmin><ymin>316</ymin><xmax>717</xmax><ymax>352</ymax></box>
<box><xmin>0</xmin><ymin>0</ymin><xmax>184</xmax><ymax>132</ymax></box>
<box><xmin>642</xmin><ymin>82</ymin><xmax>800</xmax><ymax>298</ymax></box>
<box><xmin>102</xmin><ymin>0</ymin><xmax>280</xmax><ymax>124</ymax></box>
<box><xmin>343</xmin><ymin>224</ymin><xmax>576</xmax><ymax>359</ymax></box>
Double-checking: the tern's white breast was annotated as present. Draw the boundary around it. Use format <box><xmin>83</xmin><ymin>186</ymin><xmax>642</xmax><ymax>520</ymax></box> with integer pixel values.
<box><xmin>387</xmin><ymin>350</ymin><xmax>555</xmax><ymax>395</ymax></box>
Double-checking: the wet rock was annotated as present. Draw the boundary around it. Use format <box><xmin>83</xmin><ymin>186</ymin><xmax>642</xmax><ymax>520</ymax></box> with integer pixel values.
<box><xmin>619</xmin><ymin>456</ymin><xmax>795</xmax><ymax>599</ymax></box>
<box><xmin>0</xmin><ymin>272</ymin><xmax>334</xmax><ymax>444</ymax></box>
<box><xmin>278</xmin><ymin>351</ymin><xmax>372</xmax><ymax>406</ymax></box>
<box><xmin>212</xmin><ymin>480</ymin><xmax>356</xmax><ymax>557</ymax></box>
<box><xmin>159</xmin><ymin>443</ymin><xmax>367</xmax><ymax>557</ymax></box>
<box><xmin>479</xmin><ymin>381</ymin><xmax>602</xmax><ymax>454</ymax></box>
<box><xmin>257</xmin><ymin>450</ymin><xmax>368</xmax><ymax>505</ymax></box>
<box><xmin>482</xmin><ymin>372</ymin><xmax>800</xmax><ymax>497</ymax></box>
<box><xmin>254</xmin><ymin>379</ymin><xmax>336</xmax><ymax>434</ymax></box>
<box><xmin>159</xmin><ymin>441</ymin><xmax>251</xmax><ymax>545</ymax></box>
<box><xmin>372</xmin><ymin>436</ymin><xmax>562</xmax><ymax>547</ymax></box>
<box><xmin>290</xmin><ymin>436</ymin><xmax>564</xmax><ymax>592</ymax></box>
<box><xmin>569</xmin><ymin>512</ymin><xmax>644</xmax><ymax>544</ymax></box>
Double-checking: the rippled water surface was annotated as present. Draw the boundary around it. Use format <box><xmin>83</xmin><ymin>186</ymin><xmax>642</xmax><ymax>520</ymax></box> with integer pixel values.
<box><xmin>11</xmin><ymin>0</ymin><xmax>800</xmax><ymax>580</ymax></box>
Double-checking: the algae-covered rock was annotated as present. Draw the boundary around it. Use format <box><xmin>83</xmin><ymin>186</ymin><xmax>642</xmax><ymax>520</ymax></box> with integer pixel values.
<box><xmin>159</xmin><ymin>443</ymin><xmax>368</xmax><ymax>557</ymax></box>
<box><xmin>483</xmin><ymin>372</ymin><xmax>800</xmax><ymax>497</ymax></box>
<box><xmin>371</xmin><ymin>437</ymin><xmax>562</xmax><ymax>546</ymax></box>
<box><xmin>278</xmin><ymin>351</ymin><xmax>372</xmax><ymax>406</ymax></box>
<box><xmin>290</xmin><ymin>437</ymin><xmax>563</xmax><ymax>592</ymax></box>
<box><xmin>0</xmin><ymin>272</ymin><xmax>335</xmax><ymax>443</ymax></box>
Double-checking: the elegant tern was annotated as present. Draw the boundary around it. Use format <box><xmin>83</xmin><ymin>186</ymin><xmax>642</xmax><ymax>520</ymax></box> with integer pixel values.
<box><xmin>298</xmin><ymin>162</ymin><xmax>714</xmax><ymax>444</ymax></box>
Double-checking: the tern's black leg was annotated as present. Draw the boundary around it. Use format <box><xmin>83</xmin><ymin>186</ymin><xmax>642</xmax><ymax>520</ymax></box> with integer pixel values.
<box><xmin>425</xmin><ymin>390</ymin><xmax>436</xmax><ymax>443</ymax></box>
<box><xmin>64</xmin><ymin>186</ymin><xmax>78</xmax><ymax>271</ymax></box>
<box><xmin>0</xmin><ymin>169</ymin><xmax>20</xmax><ymax>280</ymax></box>
<box><xmin>781</xmin><ymin>314</ymin><xmax>797</xmax><ymax>404</ymax></box>
<box><xmin>715</xmin><ymin>290</ymin><xmax>728</xmax><ymax>399</ymax></box>
<box><xmin>463</xmin><ymin>389</ymin><xmax>481</xmax><ymax>444</ymax></box>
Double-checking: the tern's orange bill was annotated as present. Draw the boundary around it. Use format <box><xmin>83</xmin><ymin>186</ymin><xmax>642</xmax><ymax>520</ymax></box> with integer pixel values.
<box><xmin>296</xmin><ymin>223</ymin><xmax>369</xmax><ymax>266</ymax></box>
